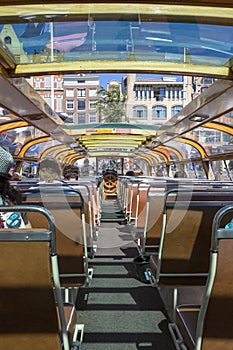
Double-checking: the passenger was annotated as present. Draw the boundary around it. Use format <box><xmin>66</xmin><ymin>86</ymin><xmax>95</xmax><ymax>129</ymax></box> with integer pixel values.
<box><xmin>0</xmin><ymin>146</ymin><xmax>29</xmax><ymax>228</ymax></box>
<box><xmin>174</xmin><ymin>170</ymin><xmax>187</xmax><ymax>178</ymax></box>
<box><xmin>63</xmin><ymin>164</ymin><xmax>80</xmax><ymax>181</ymax></box>
<box><xmin>10</xmin><ymin>172</ymin><xmax>22</xmax><ymax>181</ymax></box>
<box><xmin>125</xmin><ymin>170</ymin><xmax>135</xmax><ymax>176</ymax></box>
<box><xmin>156</xmin><ymin>166</ymin><xmax>164</xmax><ymax>177</ymax></box>
<box><xmin>80</xmin><ymin>158</ymin><xmax>94</xmax><ymax>176</ymax></box>
<box><xmin>38</xmin><ymin>158</ymin><xmax>62</xmax><ymax>183</ymax></box>
<box><xmin>134</xmin><ymin>169</ymin><xmax>143</xmax><ymax>176</ymax></box>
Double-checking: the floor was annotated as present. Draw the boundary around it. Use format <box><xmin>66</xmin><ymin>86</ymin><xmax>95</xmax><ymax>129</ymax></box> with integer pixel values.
<box><xmin>75</xmin><ymin>205</ymin><xmax>176</xmax><ymax>350</ymax></box>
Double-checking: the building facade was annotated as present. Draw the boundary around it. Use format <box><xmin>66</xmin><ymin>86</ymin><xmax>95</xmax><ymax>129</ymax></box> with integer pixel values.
<box><xmin>29</xmin><ymin>75</ymin><xmax>64</xmax><ymax>114</ymax></box>
<box><xmin>29</xmin><ymin>74</ymin><xmax>100</xmax><ymax>124</ymax></box>
<box><xmin>63</xmin><ymin>74</ymin><xmax>99</xmax><ymax>124</ymax></box>
<box><xmin>0</xmin><ymin>24</ymin><xmax>29</xmax><ymax>64</ymax></box>
<box><xmin>123</xmin><ymin>74</ymin><xmax>193</xmax><ymax>126</ymax></box>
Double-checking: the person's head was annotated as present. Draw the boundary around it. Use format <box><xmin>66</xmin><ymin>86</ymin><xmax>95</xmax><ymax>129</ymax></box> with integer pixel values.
<box><xmin>174</xmin><ymin>170</ymin><xmax>187</xmax><ymax>178</ymax></box>
<box><xmin>84</xmin><ymin>158</ymin><xmax>89</xmax><ymax>165</ymax></box>
<box><xmin>0</xmin><ymin>146</ymin><xmax>14</xmax><ymax>179</ymax></box>
<box><xmin>125</xmin><ymin>170</ymin><xmax>135</xmax><ymax>176</ymax></box>
<box><xmin>38</xmin><ymin>158</ymin><xmax>62</xmax><ymax>183</ymax></box>
<box><xmin>63</xmin><ymin>164</ymin><xmax>80</xmax><ymax>181</ymax></box>
<box><xmin>11</xmin><ymin>172</ymin><xmax>22</xmax><ymax>181</ymax></box>
<box><xmin>0</xmin><ymin>146</ymin><xmax>21</xmax><ymax>203</ymax></box>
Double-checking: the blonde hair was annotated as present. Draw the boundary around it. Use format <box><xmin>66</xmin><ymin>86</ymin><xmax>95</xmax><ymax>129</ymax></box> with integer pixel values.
<box><xmin>38</xmin><ymin>159</ymin><xmax>62</xmax><ymax>183</ymax></box>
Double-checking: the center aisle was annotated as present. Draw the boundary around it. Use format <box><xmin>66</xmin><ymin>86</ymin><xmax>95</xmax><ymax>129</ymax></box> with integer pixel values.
<box><xmin>75</xmin><ymin>219</ymin><xmax>176</xmax><ymax>350</ymax></box>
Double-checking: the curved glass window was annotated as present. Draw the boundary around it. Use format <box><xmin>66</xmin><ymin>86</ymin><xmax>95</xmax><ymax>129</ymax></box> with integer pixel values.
<box><xmin>0</xmin><ymin>13</ymin><xmax>232</xmax><ymax>70</ymax></box>
<box><xmin>24</xmin><ymin>140</ymin><xmax>60</xmax><ymax>158</ymax></box>
<box><xmin>166</xmin><ymin>140</ymin><xmax>201</xmax><ymax>160</ymax></box>
<box><xmin>191</xmin><ymin>125</ymin><xmax>233</xmax><ymax>156</ymax></box>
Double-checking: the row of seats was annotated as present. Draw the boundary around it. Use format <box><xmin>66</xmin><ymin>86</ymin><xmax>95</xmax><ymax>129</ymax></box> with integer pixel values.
<box><xmin>0</xmin><ymin>204</ymin><xmax>84</xmax><ymax>350</ymax></box>
<box><xmin>1</xmin><ymin>178</ymin><xmax>103</xmax><ymax>349</ymax></box>
<box><xmin>118</xmin><ymin>176</ymin><xmax>233</xmax><ymax>349</ymax></box>
<box><xmin>172</xmin><ymin>204</ymin><xmax>233</xmax><ymax>350</ymax></box>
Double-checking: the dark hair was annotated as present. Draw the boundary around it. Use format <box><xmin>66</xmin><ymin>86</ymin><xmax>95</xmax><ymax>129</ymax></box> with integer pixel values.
<box><xmin>125</xmin><ymin>170</ymin><xmax>135</xmax><ymax>176</ymax></box>
<box><xmin>0</xmin><ymin>175</ymin><xmax>22</xmax><ymax>204</ymax></box>
<box><xmin>174</xmin><ymin>170</ymin><xmax>187</xmax><ymax>178</ymax></box>
<box><xmin>63</xmin><ymin>164</ymin><xmax>80</xmax><ymax>181</ymax></box>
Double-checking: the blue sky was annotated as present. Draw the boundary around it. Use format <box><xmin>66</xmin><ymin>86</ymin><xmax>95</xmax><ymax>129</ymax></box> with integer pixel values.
<box><xmin>99</xmin><ymin>73</ymin><xmax>125</xmax><ymax>88</ymax></box>
<box><xmin>98</xmin><ymin>73</ymin><xmax>183</xmax><ymax>88</ymax></box>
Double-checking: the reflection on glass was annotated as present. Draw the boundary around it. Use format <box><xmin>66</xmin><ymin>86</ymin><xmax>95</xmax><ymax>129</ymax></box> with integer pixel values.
<box><xmin>0</xmin><ymin>20</ymin><xmax>232</xmax><ymax>65</ymax></box>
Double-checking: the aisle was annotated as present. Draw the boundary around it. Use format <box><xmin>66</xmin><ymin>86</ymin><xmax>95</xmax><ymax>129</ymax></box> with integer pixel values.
<box><xmin>75</xmin><ymin>221</ymin><xmax>176</xmax><ymax>350</ymax></box>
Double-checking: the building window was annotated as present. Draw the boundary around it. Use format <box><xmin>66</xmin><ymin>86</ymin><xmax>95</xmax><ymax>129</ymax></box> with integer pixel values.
<box><xmin>204</xmin><ymin>130</ymin><xmax>221</xmax><ymax>143</ymax></box>
<box><xmin>171</xmin><ymin>105</ymin><xmax>183</xmax><ymax>117</ymax></box>
<box><xmin>90</xmin><ymin>113</ymin><xmax>97</xmax><ymax>123</ymax></box>
<box><xmin>172</xmin><ymin>87</ymin><xmax>175</xmax><ymax>100</ymax></box>
<box><xmin>77</xmin><ymin>88</ymin><xmax>86</xmax><ymax>97</ymax></box>
<box><xmin>144</xmin><ymin>87</ymin><xmax>147</xmax><ymax>100</ymax></box>
<box><xmin>66</xmin><ymin>89</ymin><xmax>74</xmax><ymax>97</ymax></box>
<box><xmin>78</xmin><ymin>113</ymin><xmax>86</xmax><ymax>124</ymax></box>
<box><xmin>78</xmin><ymin>80</ymin><xmax>85</xmax><ymax>84</ymax></box>
<box><xmin>133</xmin><ymin>106</ymin><xmax>147</xmax><ymax>119</ymax></box>
<box><xmin>89</xmin><ymin>88</ymin><xmax>97</xmax><ymax>97</ymax></box>
<box><xmin>148</xmin><ymin>87</ymin><xmax>152</xmax><ymax>100</ymax></box>
<box><xmin>167</xmin><ymin>86</ymin><xmax>171</xmax><ymax>99</ymax></box>
<box><xmin>66</xmin><ymin>100</ymin><xmax>74</xmax><ymax>110</ymax></box>
<box><xmin>154</xmin><ymin>88</ymin><xmax>165</xmax><ymax>101</ymax></box>
<box><xmin>201</xmin><ymin>87</ymin><xmax>208</xmax><ymax>94</ymax></box>
<box><xmin>176</xmin><ymin>87</ymin><xmax>181</xmax><ymax>99</ymax></box>
<box><xmin>152</xmin><ymin>105</ymin><xmax>167</xmax><ymax>120</ymax></box>
<box><xmin>56</xmin><ymin>97</ymin><xmax>62</xmax><ymax>112</ymax></box>
<box><xmin>89</xmin><ymin>100</ymin><xmax>97</xmax><ymax>109</ymax></box>
<box><xmin>35</xmin><ymin>78</ymin><xmax>40</xmax><ymax>89</ymax></box>
<box><xmin>78</xmin><ymin>100</ymin><xmax>86</xmax><ymax>110</ymax></box>
<box><xmin>57</xmin><ymin>78</ymin><xmax>62</xmax><ymax>89</ymax></box>
<box><xmin>44</xmin><ymin>97</ymin><xmax>51</xmax><ymax>107</ymax></box>
<box><xmin>44</xmin><ymin>76</ymin><xmax>51</xmax><ymax>89</ymax></box>
<box><xmin>4</xmin><ymin>36</ymin><xmax>11</xmax><ymax>44</ymax></box>
<box><xmin>167</xmin><ymin>86</ymin><xmax>182</xmax><ymax>100</ymax></box>
<box><xmin>201</xmin><ymin>77</ymin><xmax>213</xmax><ymax>85</ymax></box>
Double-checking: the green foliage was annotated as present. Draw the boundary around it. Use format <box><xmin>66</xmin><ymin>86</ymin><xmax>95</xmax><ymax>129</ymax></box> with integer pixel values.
<box><xmin>97</xmin><ymin>85</ymin><xmax>128</xmax><ymax>123</ymax></box>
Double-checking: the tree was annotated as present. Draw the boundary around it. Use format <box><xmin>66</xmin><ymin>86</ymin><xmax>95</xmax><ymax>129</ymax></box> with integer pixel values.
<box><xmin>97</xmin><ymin>84</ymin><xmax>128</xmax><ymax>123</ymax></box>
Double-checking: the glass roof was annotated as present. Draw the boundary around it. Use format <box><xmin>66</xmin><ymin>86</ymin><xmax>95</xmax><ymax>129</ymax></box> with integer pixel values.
<box><xmin>0</xmin><ymin>20</ymin><xmax>232</xmax><ymax>67</ymax></box>
<box><xmin>0</xmin><ymin>2</ymin><xmax>233</xmax><ymax>165</ymax></box>
<box><xmin>0</xmin><ymin>3</ymin><xmax>232</xmax><ymax>77</ymax></box>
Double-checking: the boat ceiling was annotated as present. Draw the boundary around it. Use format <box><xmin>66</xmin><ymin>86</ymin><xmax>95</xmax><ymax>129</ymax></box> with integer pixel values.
<box><xmin>0</xmin><ymin>1</ymin><xmax>233</xmax><ymax>78</ymax></box>
<box><xmin>0</xmin><ymin>1</ymin><xmax>233</xmax><ymax>160</ymax></box>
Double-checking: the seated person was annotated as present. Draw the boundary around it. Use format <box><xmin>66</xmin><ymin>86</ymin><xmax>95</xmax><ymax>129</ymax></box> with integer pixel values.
<box><xmin>125</xmin><ymin>170</ymin><xmax>135</xmax><ymax>176</ymax></box>
<box><xmin>81</xmin><ymin>158</ymin><xmax>94</xmax><ymax>176</ymax></box>
<box><xmin>63</xmin><ymin>164</ymin><xmax>80</xmax><ymax>182</ymax></box>
<box><xmin>174</xmin><ymin>170</ymin><xmax>187</xmax><ymax>178</ymax></box>
<box><xmin>37</xmin><ymin>158</ymin><xmax>62</xmax><ymax>183</ymax></box>
<box><xmin>0</xmin><ymin>145</ymin><xmax>30</xmax><ymax>228</ymax></box>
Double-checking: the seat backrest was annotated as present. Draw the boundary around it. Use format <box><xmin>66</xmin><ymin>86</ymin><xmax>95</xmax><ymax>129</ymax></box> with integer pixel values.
<box><xmin>157</xmin><ymin>197</ymin><xmax>233</xmax><ymax>286</ymax></box>
<box><xmin>63</xmin><ymin>182</ymin><xmax>94</xmax><ymax>248</ymax></box>
<box><xmin>0</xmin><ymin>205</ymin><xmax>68</xmax><ymax>350</ymax></box>
<box><xmin>196</xmin><ymin>204</ymin><xmax>233</xmax><ymax>350</ymax></box>
<box><xmin>135</xmin><ymin>183</ymin><xmax>149</xmax><ymax>228</ymax></box>
<box><xmin>23</xmin><ymin>185</ymin><xmax>89</xmax><ymax>286</ymax></box>
<box><xmin>129</xmin><ymin>182</ymin><xmax>140</xmax><ymax>222</ymax></box>
<box><xmin>144</xmin><ymin>187</ymin><xmax>166</xmax><ymax>251</ymax></box>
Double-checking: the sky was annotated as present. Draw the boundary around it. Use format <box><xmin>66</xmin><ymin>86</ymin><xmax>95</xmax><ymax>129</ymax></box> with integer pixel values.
<box><xmin>98</xmin><ymin>73</ymin><xmax>183</xmax><ymax>89</ymax></box>
<box><xmin>98</xmin><ymin>73</ymin><xmax>126</xmax><ymax>88</ymax></box>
